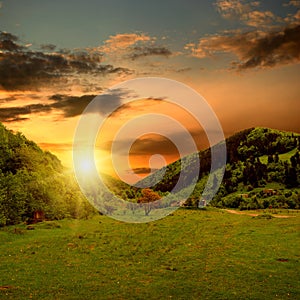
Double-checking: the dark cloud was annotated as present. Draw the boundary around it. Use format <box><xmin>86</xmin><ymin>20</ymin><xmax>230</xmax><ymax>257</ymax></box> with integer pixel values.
<box><xmin>0</xmin><ymin>51</ymin><xmax>67</xmax><ymax>90</ymax></box>
<box><xmin>174</xmin><ymin>67</ymin><xmax>192</xmax><ymax>73</ymax></box>
<box><xmin>100</xmin><ymin>135</ymin><xmax>179</xmax><ymax>156</ymax></box>
<box><xmin>0</xmin><ymin>95</ymin><xmax>17</xmax><ymax>104</ymax></box>
<box><xmin>40</xmin><ymin>44</ymin><xmax>56</xmax><ymax>51</ymax></box>
<box><xmin>4</xmin><ymin>117</ymin><xmax>29</xmax><ymax>123</ymax></box>
<box><xmin>49</xmin><ymin>94</ymin><xmax>96</xmax><ymax>117</ymax></box>
<box><xmin>130</xmin><ymin>136</ymin><xmax>178</xmax><ymax>156</ymax></box>
<box><xmin>128</xmin><ymin>46</ymin><xmax>172</xmax><ymax>60</ymax></box>
<box><xmin>107</xmin><ymin>97</ymin><xmax>165</xmax><ymax>119</ymax></box>
<box><xmin>0</xmin><ymin>31</ymin><xmax>132</xmax><ymax>91</ymax></box>
<box><xmin>88</xmin><ymin>88</ymin><xmax>133</xmax><ymax>115</ymax></box>
<box><xmin>237</xmin><ymin>24</ymin><xmax>300</xmax><ymax>69</ymax></box>
<box><xmin>100</xmin><ymin>128</ymin><xmax>211</xmax><ymax>159</ymax></box>
<box><xmin>0</xmin><ymin>94</ymin><xmax>96</xmax><ymax>122</ymax></box>
<box><xmin>192</xmin><ymin>23</ymin><xmax>300</xmax><ymax>69</ymax></box>
<box><xmin>129</xmin><ymin>130</ymin><xmax>210</xmax><ymax>156</ymax></box>
<box><xmin>0</xmin><ymin>104</ymin><xmax>52</xmax><ymax>122</ymax></box>
<box><xmin>129</xmin><ymin>167</ymin><xmax>159</xmax><ymax>175</ymax></box>
<box><xmin>0</xmin><ymin>88</ymin><xmax>135</xmax><ymax>122</ymax></box>
<box><xmin>0</xmin><ymin>31</ymin><xmax>24</xmax><ymax>52</ymax></box>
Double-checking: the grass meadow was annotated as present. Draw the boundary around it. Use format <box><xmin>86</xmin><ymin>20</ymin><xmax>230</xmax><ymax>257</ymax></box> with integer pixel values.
<box><xmin>0</xmin><ymin>208</ymin><xmax>299</xmax><ymax>299</ymax></box>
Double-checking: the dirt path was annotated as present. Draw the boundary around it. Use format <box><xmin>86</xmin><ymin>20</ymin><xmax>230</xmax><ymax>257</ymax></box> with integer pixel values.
<box><xmin>224</xmin><ymin>209</ymin><xmax>296</xmax><ymax>218</ymax></box>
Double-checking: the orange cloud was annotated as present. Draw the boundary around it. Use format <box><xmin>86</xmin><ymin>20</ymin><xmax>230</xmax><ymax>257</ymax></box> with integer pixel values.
<box><xmin>215</xmin><ymin>0</ymin><xmax>260</xmax><ymax>21</ymax></box>
<box><xmin>187</xmin><ymin>24</ymin><xmax>300</xmax><ymax>69</ymax></box>
<box><xmin>283</xmin><ymin>0</ymin><xmax>300</xmax><ymax>7</ymax></box>
<box><xmin>215</xmin><ymin>0</ymin><xmax>280</xmax><ymax>28</ymax></box>
<box><xmin>101</xmin><ymin>33</ymin><xmax>153</xmax><ymax>53</ymax></box>
<box><xmin>242</xmin><ymin>10</ymin><xmax>278</xmax><ymax>27</ymax></box>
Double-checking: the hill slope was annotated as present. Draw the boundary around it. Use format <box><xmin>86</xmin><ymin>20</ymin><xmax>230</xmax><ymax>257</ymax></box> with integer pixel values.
<box><xmin>138</xmin><ymin>127</ymin><xmax>300</xmax><ymax>209</ymax></box>
<box><xmin>0</xmin><ymin>123</ymin><xmax>94</xmax><ymax>226</ymax></box>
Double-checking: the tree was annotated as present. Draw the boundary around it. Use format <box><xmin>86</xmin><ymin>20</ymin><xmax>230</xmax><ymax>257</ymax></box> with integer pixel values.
<box><xmin>127</xmin><ymin>201</ymin><xmax>138</xmax><ymax>214</ymax></box>
<box><xmin>212</xmin><ymin>174</ymin><xmax>218</xmax><ymax>190</ymax></box>
<box><xmin>138</xmin><ymin>188</ymin><xmax>161</xmax><ymax>216</ymax></box>
<box><xmin>0</xmin><ymin>122</ymin><xmax>95</xmax><ymax>225</ymax></box>
<box><xmin>285</xmin><ymin>165</ymin><xmax>298</xmax><ymax>188</ymax></box>
<box><xmin>268</xmin><ymin>155</ymin><xmax>274</xmax><ymax>164</ymax></box>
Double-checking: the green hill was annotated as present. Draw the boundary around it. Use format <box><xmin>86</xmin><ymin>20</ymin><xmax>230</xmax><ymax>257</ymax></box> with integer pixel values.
<box><xmin>137</xmin><ymin>127</ymin><xmax>300</xmax><ymax>209</ymax></box>
<box><xmin>0</xmin><ymin>123</ymin><xmax>95</xmax><ymax>226</ymax></box>
<box><xmin>1</xmin><ymin>124</ymin><xmax>299</xmax><ymax>225</ymax></box>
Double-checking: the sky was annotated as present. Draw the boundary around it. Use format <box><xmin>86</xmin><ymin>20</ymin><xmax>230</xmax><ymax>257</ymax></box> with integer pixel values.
<box><xmin>0</xmin><ymin>0</ymin><xmax>300</xmax><ymax>183</ymax></box>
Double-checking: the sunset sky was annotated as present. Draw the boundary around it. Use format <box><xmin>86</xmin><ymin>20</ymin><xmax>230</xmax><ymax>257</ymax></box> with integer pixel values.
<box><xmin>0</xmin><ymin>0</ymin><xmax>299</xmax><ymax>183</ymax></box>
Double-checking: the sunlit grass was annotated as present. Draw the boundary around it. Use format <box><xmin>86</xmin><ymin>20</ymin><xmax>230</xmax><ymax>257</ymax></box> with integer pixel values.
<box><xmin>259</xmin><ymin>147</ymin><xmax>297</xmax><ymax>164</ymax></box>
<box><xmin>0</xmin><ymin>209</ymin><xmax>299</xmax><ymax>299</ymax></box>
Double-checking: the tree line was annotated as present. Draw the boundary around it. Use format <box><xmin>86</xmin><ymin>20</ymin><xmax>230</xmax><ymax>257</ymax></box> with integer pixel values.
<box><xmin>0</xmin><ymin>123</ymin><xmax>96</xmax><ymax>226</ymax></box>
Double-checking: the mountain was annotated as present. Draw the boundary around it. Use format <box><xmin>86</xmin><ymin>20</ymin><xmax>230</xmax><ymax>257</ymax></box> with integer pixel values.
<box><xmin>2</xmin><ymin>124</ymin><xmax>299</xmax><ymax>226</ymax></box>
<box><xmin>137</xmin><ymin>127</ymin><xmax>300</xmax><ymax>209</ymax></box>
<box><xmin>0</xmin><ymin>123</ymin><xmax>95</xmax><ymax>226</ymax></box>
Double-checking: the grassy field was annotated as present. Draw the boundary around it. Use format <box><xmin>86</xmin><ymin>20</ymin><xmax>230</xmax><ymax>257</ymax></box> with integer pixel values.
<box><xmin>0</xmin><ymin>209</ymin><xmax>299</xmax><ymax>300</ymax></box>
<box><xmin>259</xmin><ymin>147</ymin><xmax>298</xmax><ymax>164</ymax></box>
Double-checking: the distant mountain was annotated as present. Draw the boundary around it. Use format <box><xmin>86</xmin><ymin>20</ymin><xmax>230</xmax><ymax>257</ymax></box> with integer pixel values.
<box><xmin>0</xmin><ymin>123</ymin><xmax>94</xmax><ymax>226</ymax></box>
<box><xmin>137</xmin><ymin>127</ymin><xmax>300</xmax><ymax>209</ymax></box>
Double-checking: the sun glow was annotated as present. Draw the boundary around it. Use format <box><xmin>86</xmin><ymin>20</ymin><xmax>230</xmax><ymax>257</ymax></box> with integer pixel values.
<box><xmin>78</xmin><ymin>159</ymin><xmax>94</xmax><ymax>174</ymax></box>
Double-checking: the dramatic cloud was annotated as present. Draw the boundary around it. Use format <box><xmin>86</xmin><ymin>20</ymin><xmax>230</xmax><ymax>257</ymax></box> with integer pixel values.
<box><xmin>243</xmin><ymin>10</ymin><xmax>278</xmax><ymax>28</ymax></box>
<box><xmin>100</xmin><ymin>135</ymin><xmax>179</xmax><ymax>157</ymax></box>
<box><xmin>215</xmin><ymin>0</ymin><xmax>279</xmax><ymax>28</ymax></box>
<box><xmin>0</xmin><ymin>31</ymin><xmax>131</xmax><ymax>91</ymax></box>
<box><xmin>101</xmin><ymin>127</ymin><xmax>210</xmax><ymax>157</ymax></box>
<box><xmin>50</xmin><ymin>90</ymin><xmax>130</xmax><ymax>118</ymax></box>
<box><xmin>128</xmin><ymin>46</ymin><xmax>172</xmax><ymax>60</ymax></box>
<box><xmin>0</xmin><ymin>94</ymin><xmax>95</xmax><ymax>122</ymax></box>
<box><xmin>83</xmin><ymin>88</ymin><xmax>136</xmax><ymax>116</ymax></box>
<box><xmin>189</xmin><ymin>24</ymin><xmax>300</xmax><ymax>69</ymax></box>
<box><xmin>188</xmin><ymin>1</ymin><xmax>300</xmax><ymax>69</ymax></box>
<box><xmin>0</xmin><ymin>88</ymin><xmax>135</xmax><ymax>122</ymax></box>
<box><xmin>0</xmin><ymin>31</ymin><xmax>24</xmax><ymax>52</ymax></box>
<box><xmin>215</xmin><ymin>0</ymin><xmax>259</xmax><ymax>20</ymax></box>
<box><xmin>284</xmin><ymin>0</ymin><xmax>300</xmax><ymax>7</ymax></box>
<box><xmin>0</xmin><ymin>104</ymin><xmax>52</xmax><ymax>122</ymax></box>
<box><xmin>99</xmin><ymin>32</ymin><xmax>173</xmax><ymax>62</ymax></box>
<box><xmin>129</xmin><ymin>136</ymin><xmax>179</xmax><ymax>156</ymax></box>
<box><xmin>49</xmin><ymin>94</ymin><xmax>96</xmax><ymax>118</ymax></box>
<box><xmin>107</xmin><ymin>97</ymin><xmax>165</xmax><ymax>119</ymax></box>
<box><xmin>101</xmin><ymin>33</ymin><xmax>152</xmax><ymax>53</ymax></box>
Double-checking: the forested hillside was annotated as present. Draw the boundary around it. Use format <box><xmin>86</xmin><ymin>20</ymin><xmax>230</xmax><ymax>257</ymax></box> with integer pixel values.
<box><xmin>0</xmin><ymin>123</ymin><xmax>95</xmax><ymax>226</ymax></box>
<box><xmin>138</xmin><ymin>127</ymin><xmax>300</xmax><ymax>209</ymax></box>
<box><xmin>1</xmin><ymin>124</ymin><xmax>299</xmax><ymax>226</ymax></box>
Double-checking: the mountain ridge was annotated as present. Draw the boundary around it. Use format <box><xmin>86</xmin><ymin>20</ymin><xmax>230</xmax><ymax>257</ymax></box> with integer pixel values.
<box><xmin>136</xmin><ymin>127</ymin><xmax>300</xmax><ymax>209</ymax></box>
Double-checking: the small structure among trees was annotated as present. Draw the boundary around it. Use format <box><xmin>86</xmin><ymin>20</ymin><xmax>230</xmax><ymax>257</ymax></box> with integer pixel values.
<box><xmin>263</xmin><ymin>189</ymin><xmax>277</xmax><ymax>196</ymax></box>
<box><xmin>239</xmin><ymin>193</ymin><xmax>249</xmax><ymax>199</ymax></box>
<box><xmin>27</xmin><ymin>210</ymin><xmax>45</xmax><ymax>224</ymax></box>
<box><xmin>34</xmin><ymin>210</ymin><xmax>45</xmax><ymax>222</ymax></box>
<box><xmin>198</xmin><ymin>199</ymin><xmax>207</xmax><ymax>208</ymax></box>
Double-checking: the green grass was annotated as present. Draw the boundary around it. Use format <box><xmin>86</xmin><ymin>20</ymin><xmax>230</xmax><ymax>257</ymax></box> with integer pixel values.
<box><xmin>259</xmin><ymin>147</ymin><xmax>298</xmax><ymax>164</ymax></box>
<box><xmin>0</xmin><ymin>209</ymin><xmax>299</xmax><ymax>299</ymax></box>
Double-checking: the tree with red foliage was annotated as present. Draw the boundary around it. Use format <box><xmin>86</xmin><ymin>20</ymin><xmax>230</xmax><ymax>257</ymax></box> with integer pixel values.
<box><xmin>138</xmin><ymin>188</ymin><xmax>161</xmax><ymax>216</ymax></box>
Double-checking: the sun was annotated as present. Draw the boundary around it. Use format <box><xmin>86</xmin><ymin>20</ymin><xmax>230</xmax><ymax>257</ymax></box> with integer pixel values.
<box><xmin>78</xmin><ymin>159</ymin><xmax>94</xmax><ymax>174</ymax></box>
